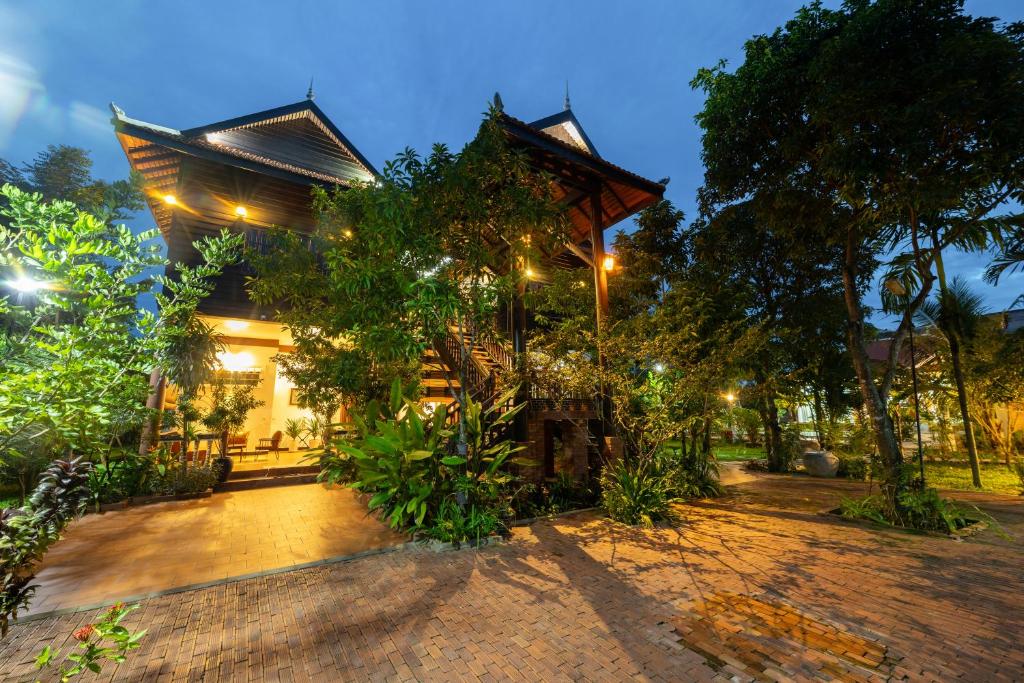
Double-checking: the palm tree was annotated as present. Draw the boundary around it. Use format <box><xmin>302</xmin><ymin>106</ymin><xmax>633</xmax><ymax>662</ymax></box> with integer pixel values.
<box><xmin>155</xmin><ymin>315</ymin><xmax>223</xmax><ymax>460</ymax></box>
<box><xmin>919</xmin><ymin>276</ymin><xmax>986</xmax><ymax>487</ymax></box>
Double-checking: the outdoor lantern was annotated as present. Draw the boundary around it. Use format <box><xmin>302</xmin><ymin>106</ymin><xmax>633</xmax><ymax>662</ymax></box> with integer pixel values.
<box><xmin>602</xmin><ymin>255</ymin><xmax>615</xmax><ymax>272</ymax></box>
<box><xmin>162</xmin><ymin>194</ymin><xmax>177</xmax><ymax>205</ymax></box>
<box><xmin>234</xmin><ymin>205</ymin><xmax>248</xmax><ymax>218</ymax></box>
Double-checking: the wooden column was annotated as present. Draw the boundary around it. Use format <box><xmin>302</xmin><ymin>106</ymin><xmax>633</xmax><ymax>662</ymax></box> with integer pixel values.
<box><xmin>590</xmin><ymin>190</ymin><xmax>610</xmax><ymax>330</ymax></box>
<box><xmin>589</xmin><ymin>188</ymin><xmax>614</xmax><ymax>443</ymax></box>
<box><xmin>512</xmin><ymin>282</ymin><xmax>529</xmax><ymax>442</ymax></box>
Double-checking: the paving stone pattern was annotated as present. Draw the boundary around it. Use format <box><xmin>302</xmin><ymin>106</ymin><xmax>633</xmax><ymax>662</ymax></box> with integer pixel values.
<box><xmin>1</xmin><ymin>475</ymin><xmax>1021</xmax><ymax>681</ymax></box>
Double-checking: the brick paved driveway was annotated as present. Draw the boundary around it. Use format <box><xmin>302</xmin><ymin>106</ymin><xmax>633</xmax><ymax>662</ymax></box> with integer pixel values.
<box><xmin>1</xmin><ymin>474</ymin><xmax>1021</xmax><ymax>681</ymax></box>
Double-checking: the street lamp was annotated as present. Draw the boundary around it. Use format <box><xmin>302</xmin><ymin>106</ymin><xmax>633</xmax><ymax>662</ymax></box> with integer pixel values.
<box><xmin>724</xmin><ymin>392</ymin><xmax>737</xmax><ymax>443</ymax></box>
<box><xmin>885</xmin><ymin>278</ymin><xmax>925</xmax><ymax>485</ymax></box>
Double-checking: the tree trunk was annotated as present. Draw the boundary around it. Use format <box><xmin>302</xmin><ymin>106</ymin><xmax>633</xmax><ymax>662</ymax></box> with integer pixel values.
<box><xmin>841</xmin><ymin>228</ymin><xmax>904</xmax><ymax>506</ymax></box>
<box><xmin>139</xmin><ymin>368</ymin><xmax>166</xmax><ymax>456</ymax></box>
<box><xmin>759</xmin><ymin>383</ymin><xmax>784</xmax><ymax>472</ymax></box>
<box><xmin>947</xmin><ymin>334</ymin><xmax>982</xmax><ymax>486</ymax></box>
<box><xmin>812</xmin><ymin>385</ymin><xmax>825</xmax><ymax>448</ymax></box>
<box><xmin>932</xmin><ymin>246</ymin><xmax>982</xmax><ymax>486</ymax></box>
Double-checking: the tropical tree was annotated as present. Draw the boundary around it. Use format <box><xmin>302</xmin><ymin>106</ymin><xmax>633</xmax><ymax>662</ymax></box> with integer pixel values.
<box><xmin>687</xmin><ymin>201</ymin><xmax>854</xmax><ymax>469</ymax></box>
<box><xmin>0</xmin><ymin>185</ymin><xmax>241</xmax><ymax>470</ymax></box>
<box><xmin>692</xmin><ymin>0</ymin><xmax>1024</xmax><ymax>510</ymax></box>
<box><xmin>250</xmin><ymin>105</ymin><xmax>566</xmax><ymax>447</ymax></box>
<box><xmin>917</xmin><ymin>277</ymin><xmax>987</xmax><ymax>484</ymax></box>
<box><xmin>0</xmin><ymin>145</ymin><xmax>143</xmax><ymax>222</ymax></box>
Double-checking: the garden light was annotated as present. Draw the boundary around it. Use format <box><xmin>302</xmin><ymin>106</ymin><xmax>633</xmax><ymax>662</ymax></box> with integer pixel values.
<box><xmin>602</xmin><ymin>255</ymin><xmax>615</xmax><ymax>272</ymax></box>
<box><xmin>653</xmin><ymin>362</ymin><xmax>665</xmax><ymax>373</ymax></box>
<box><xmin>7</xmin><ymin>275</ymin><xmax>45</xmax><ymax>293</ymax></box>
<box><xmin>725</xmin><ymin>393</ymin><xmax>736</xmax><ymax>403</ymax></box>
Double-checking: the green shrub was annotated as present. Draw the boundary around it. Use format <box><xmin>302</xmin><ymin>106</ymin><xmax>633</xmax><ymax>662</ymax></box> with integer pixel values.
<box><xmin>35</xmin><ymin>602</ymin><xmax>147</xmax><ymax>680</ymax></box>
<box><xmin>601</xmin><ymin>459</ymin><xmax>677</xmax><ymax>527</ymax></box>
<box><xmin>661</xmin><ymin>450</ymin><xmax>723</xmax><ymax>499</ymax></box>
<box><xmin>835</xmin><ymin>453</ymin><xmax>869</xmax><ymax>481</ymax></box>
<box><xmin>321</xmin><ymin>379</ymin><xmax>525</xmax><ymax>536</ymax></box>
<box><xmin>1013</xmin><ymin>458</ymin><xmax>1024</xmax><ymax>495</ymax></box>
<box><xmin>423</xmin><ymin>500</ymin><xmax>500</xmax><ymax>545</ymax></box>
<box><xmin>144</xmin><ymin>456</ymin><xmax>218</xmax><ymax>493</ymax></box>
<box><xmin>1</xmin><ymin>458</ymin><xmax>92</xmax><ymax>636</ymax></box>
<box><xmin>840</xmin><ymin>486</ymin><xmax>993</xmax><ymax>534</ymax></box>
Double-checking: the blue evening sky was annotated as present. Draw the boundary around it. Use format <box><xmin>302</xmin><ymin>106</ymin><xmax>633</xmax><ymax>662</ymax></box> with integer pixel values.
<box><xmin>1</xmin><ymin>0</ymin><xmax>1021</xmax><ymax>321</ymax></box>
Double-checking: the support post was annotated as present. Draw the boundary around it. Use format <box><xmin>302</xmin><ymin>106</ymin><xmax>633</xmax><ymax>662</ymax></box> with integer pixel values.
<box><xmin>589</xmin><ymin>189</ymin><xmax>613</xmax><ymax>450</ymax></box>
<box><xmin>512</xmin><ymin>283</ymin><xmax>529</xmax><ymax>442</ymax></box>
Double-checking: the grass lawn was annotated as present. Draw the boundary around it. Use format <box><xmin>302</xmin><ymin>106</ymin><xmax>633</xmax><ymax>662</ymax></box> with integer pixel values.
<box><xmin>713</xmin><ymin>444</ymin><xmax>767</xmax><ymax>462</ymax></box>
<box><xmin>924</xmin><ymin>460</ymin><xmax>1022</xmax><ymax>497</ymax></box>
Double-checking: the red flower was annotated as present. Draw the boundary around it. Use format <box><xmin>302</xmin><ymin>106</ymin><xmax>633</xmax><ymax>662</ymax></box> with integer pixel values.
<box><xmin>72</xmin><ymin>624</ymin><xmax>95</xmax><ymax>642</ymax></box>
<box><xmin>109</xmin><ymin>602</ymin><xmax>125</xmax><ymax>613</ymax></box>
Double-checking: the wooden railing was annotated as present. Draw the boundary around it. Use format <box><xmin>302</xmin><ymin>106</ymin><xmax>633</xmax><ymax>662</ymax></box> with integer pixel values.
<box><xmin>464</xmin><ymin>319</ymin><xmax>515</xmax><ymax>372</ymax></box>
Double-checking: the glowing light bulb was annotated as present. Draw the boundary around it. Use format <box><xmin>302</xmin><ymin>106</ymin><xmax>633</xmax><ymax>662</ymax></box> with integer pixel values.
<box><xmin>602</xmin><ymin>255</ymin><xmax>615</xmax><ymax>272</ymax></box>
<box><xmin>7</xmin><ymin>276</ymin><xmax>44</xmax><ymax>293</ymax></box>
<box><xmin>162</xmin><ymin>194</ymin><xmax>177</xmax><ymax>205</ymax></box>
<box><xmin>234</xmin><ymin>205</ymin><xmax>247</xmax><ymax>218</ymax></box>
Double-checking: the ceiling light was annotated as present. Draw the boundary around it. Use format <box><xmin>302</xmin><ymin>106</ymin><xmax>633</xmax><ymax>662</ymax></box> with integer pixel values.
<box><xmin>162</xmin><ymin>194</ymin><xmax>177</xmax><ymax>205</ymax></box>
<box><xmin>224</xmin><ymin>320</ymin><xmax>249</xmax><ymax>331</ymax></box>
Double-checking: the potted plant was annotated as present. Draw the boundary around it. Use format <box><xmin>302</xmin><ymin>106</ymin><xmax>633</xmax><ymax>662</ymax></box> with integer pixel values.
<box><xmin>202</xmin><ymin>381</ymin><xmax>264</xmax><ymax>482</ymax></box>
<box><xmin>284</xmin><ymin>417</ymin><xmax>307</xmax><ymax>451</ymax></box>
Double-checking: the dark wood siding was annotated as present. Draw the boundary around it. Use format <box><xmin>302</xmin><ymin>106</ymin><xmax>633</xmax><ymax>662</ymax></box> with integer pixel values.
<box><xmin>164</xmin><ymin>157</ymin><xmax>320</xmax><ymax>320</ymax></box>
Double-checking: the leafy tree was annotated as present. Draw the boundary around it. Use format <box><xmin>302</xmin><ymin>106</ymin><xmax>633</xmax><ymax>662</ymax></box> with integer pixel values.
<box><xmin>1</xmin><ymin>145</ymin><xmax>144</xmax><ymax>222</ymax></box>
<box><xmin>917</xmin><ymin>276</ymin><xmax>988</xmax><ymax>483</ymax></box>
<box><xmin>0</xmin><ymin>185</ymin><xmax>241</xmax><ymax>472</ymax></box>
<box><xmin>251</xmin><ymin>107</ymin><xmax>565</xmax><ymax>445</ymax></box>
<box><xmin>960</xmin><ymin>310</ymin><xmax>1024</xmax><ymax>466</ymax></box>
<box><xmin>692</xmin><ymin>0</ymin><xmax>1024</xmax><ymax>509</ymax></box>
<box><xmin>202</xmin><ymin>382</ymin><xmax>265</xmax><ymax>457</ymax></box>
<box><xmin>688</xmin><ymin>201</ymin><xmax>856</xmax><ymax>468</ymax></box>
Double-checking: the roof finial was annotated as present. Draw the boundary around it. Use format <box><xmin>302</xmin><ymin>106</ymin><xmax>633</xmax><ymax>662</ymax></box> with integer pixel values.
<box><xmin>493</xmin><ymin>91</ymin><xmax>504</xmax><ymax>111</ymax></box>
<box><xmin>564</xmin><ymin>81</ymin><xmax>571</xmax><ymax>111</ymax></box>
<box><xmin>306</xmin><ymin>77</ymin><xmax>315</xmax><ymax>101</ymax></box>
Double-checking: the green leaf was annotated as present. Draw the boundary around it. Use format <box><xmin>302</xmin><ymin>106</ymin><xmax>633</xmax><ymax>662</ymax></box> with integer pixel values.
<box><xmin>440</xmin><ymin>456</ymin><xmax>466</xmax><ymax>467</ymax></box>
<box><xmin>406</xmin><ymin>449</ymin><xmax>434</xmax><ymax>461</ymax></box>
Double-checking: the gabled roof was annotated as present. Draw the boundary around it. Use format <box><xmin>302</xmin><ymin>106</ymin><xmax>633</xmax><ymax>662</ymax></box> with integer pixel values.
<box><xmin>528</xmin><ymin>108</ymin><xmax>601</xmax><ymax>158</ymax></box>
<box><xmin>497</xmin><ymin>108</ymin><xmax>664</xmax><ymax>246</ymax></box>
<box><xmin>111</xmin><ymin>99</ymin><xmax>378</xmax><ymax>187</ymax></box>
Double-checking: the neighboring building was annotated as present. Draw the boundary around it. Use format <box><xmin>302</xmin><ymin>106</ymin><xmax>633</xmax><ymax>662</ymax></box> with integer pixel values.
<box><xmin>112</xmin><ymin>93</ymin><xmax>664</xmax><ymax>478</ymax></box>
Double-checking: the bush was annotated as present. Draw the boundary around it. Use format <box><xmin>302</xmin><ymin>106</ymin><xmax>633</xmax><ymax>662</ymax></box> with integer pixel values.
<box><xmin>321</xmin><ymin>380</ymin><xmax>524</xmax><ymax>537</ymax></box>
<box><xmin>660</xmin><ymin>450</ymin><xmax>722</xmax><ymax>499</ymax></box>
<box><xmin>511</xmin><ymin>473</ymin><xmax>600</xmax><ymax>520</ymax></box>
<box><xmin>145</xmin><ymin>462</ymin><xmax>219</xmax><ymax>496</ymax></box>
<box><xmin>840</xmin><ymin>486</ymin><xmax>992</xmax><ymax>534</ymax></box>
<box><xmin>423</xmin><ymin>500</ymin><xmax>500</xmax><ymax>545</ymax></box>
<box><xmin>35</xmin><ymin>602</ymin><xmax>147</xmax><ymax>680</ymax></box>
<box><xmin>1013</xmin><ymin>458</ymin><xmax>1024</xmax><ymax>495</ymax></box>
<box><xmin>1</xmin><ymin>458</ymin><xmax>91</xmax><ymax>636</ymax></box>
<box><xmin>601</xmin><ymin>459</ymin><xmax>677</xmax><ymax>527</ymax></box>
<box><xmin>835</xmin><ymin>453</ymin><xmax>869</xmax><ymax>481</ymax></box>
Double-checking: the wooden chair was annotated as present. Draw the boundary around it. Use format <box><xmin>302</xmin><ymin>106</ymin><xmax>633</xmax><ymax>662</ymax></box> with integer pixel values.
<box><xmin>225</xmin><ymin>433</ymin><xmax>248</xmax><ymax>459</ymax></box>
<box><xmin>256</xmin><ymin>431</ymin><xmax>283</xmax><ymax>461</ymax></box>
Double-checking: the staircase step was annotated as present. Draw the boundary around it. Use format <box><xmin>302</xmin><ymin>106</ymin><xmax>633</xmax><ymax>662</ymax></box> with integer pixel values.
<box><xmin>215</xmin><ymin>472</ymin><xmax>320</xmax><ymax>492</ymax></box>
<box><xmin>228</xmin><ymin>465</ymin><xmax>319</xmax><ymax>480</ymax></box>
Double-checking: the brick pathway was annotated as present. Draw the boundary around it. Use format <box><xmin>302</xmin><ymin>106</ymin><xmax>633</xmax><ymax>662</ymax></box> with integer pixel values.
<box><xmin>1</xmin><ymin>474</ymin><xmax>1021</xmax><ymax>681</ymax></box>
<box><xmin>23</xmin><ymin>485</ymin><xmax>403</xmax><ymax>615</ymax></box>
